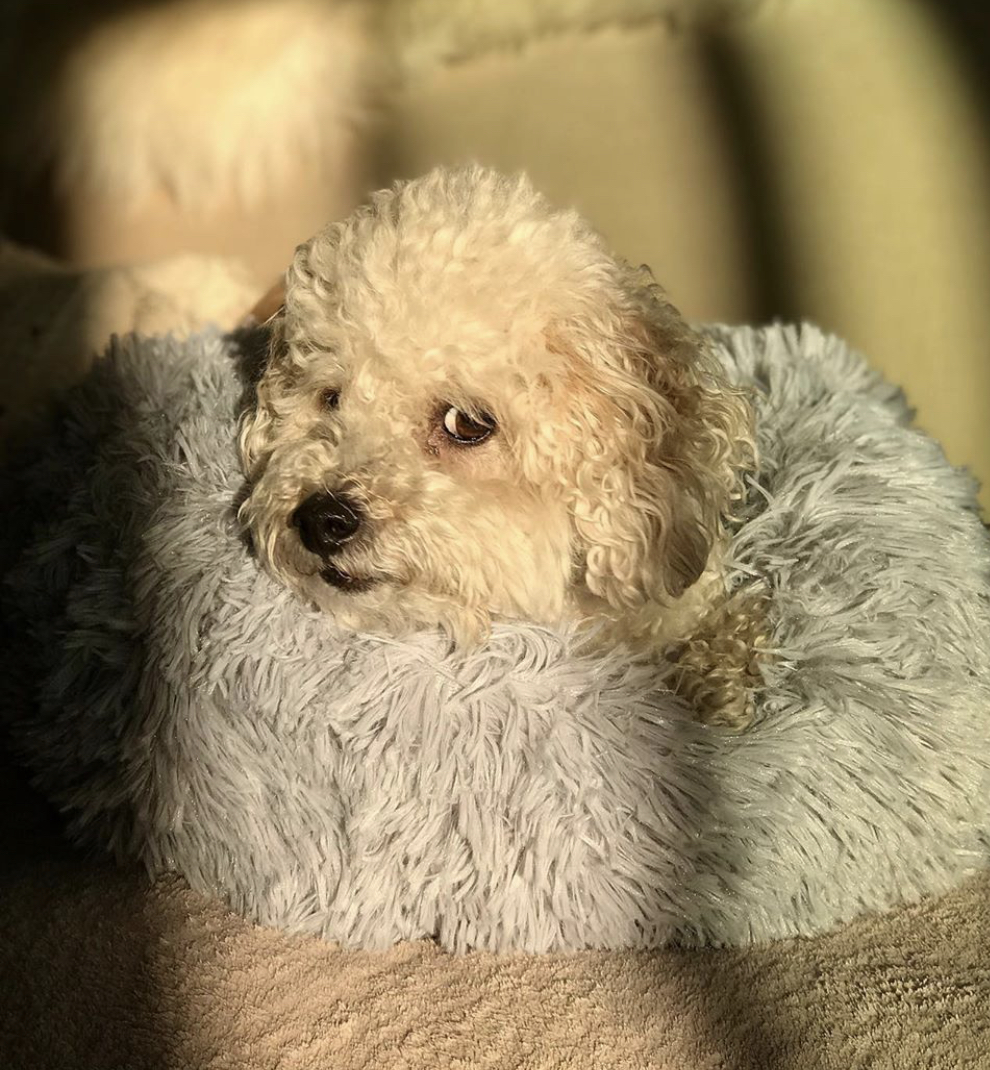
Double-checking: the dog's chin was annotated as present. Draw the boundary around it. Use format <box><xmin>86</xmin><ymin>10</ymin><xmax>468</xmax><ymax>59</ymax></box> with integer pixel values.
<box><xmin>319</xmin><ymin>562</ymin><xmax>381</xmax><ymax>595</ymax></box>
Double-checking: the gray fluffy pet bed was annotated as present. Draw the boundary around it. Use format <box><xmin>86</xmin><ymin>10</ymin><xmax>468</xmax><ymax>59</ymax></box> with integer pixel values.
<box><xmin>3</xmin><ymin>323</ymin><xmax>989</xmax><ymax>953</ymax></box>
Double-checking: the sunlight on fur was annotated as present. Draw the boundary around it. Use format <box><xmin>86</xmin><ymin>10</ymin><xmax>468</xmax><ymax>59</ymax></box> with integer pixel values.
<box><xmin>239</xmin><ymin>166</ymin><xmax>764</xmax><ymax>727</ymax></box>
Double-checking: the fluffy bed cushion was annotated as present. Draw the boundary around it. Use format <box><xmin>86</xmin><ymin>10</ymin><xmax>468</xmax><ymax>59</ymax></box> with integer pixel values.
<box><xmin>4</xmin><ymin>323</ymin><xmax>989</xmax><ymax>953</ymax></box>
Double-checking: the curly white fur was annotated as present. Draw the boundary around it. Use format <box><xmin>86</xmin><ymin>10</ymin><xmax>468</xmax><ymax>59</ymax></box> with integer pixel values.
<box><xmin>239</xmin><ymin>166</ymin><xmax>755</xmax><ymax>671</ymax></box>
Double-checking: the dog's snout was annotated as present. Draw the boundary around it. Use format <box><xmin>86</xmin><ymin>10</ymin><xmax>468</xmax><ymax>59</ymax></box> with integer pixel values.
<box><xmin>291</xmin><ymin>492</ymin><xmax>364</xmax><ymax>555</ymax></box>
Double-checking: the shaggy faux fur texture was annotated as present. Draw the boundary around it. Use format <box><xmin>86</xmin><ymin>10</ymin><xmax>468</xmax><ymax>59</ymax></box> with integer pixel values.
<box><xmin>3</xmin><ymin>322</ymin><xmax>989</xmax><ymax>952</ymax></box>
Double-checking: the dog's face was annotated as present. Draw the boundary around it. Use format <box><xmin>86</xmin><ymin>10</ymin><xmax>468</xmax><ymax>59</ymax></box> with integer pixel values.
<box><xmin>239</xmin><ymin>168</ymin><xmax>752</xmax><ymax>644</ymax></box>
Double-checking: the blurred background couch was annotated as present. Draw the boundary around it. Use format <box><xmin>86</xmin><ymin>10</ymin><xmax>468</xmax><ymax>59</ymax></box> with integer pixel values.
<box><xmin>1</xmin><ymin>0</ymin><xmax>988</xmax><ymax>510</ymax></box>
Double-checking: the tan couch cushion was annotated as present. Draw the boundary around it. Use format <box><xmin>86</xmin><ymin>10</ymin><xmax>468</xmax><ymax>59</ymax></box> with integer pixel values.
<box><xmin>0</xmin><ymin>241</ymin><xmax>256</xmax><ymax>454</ymax></box>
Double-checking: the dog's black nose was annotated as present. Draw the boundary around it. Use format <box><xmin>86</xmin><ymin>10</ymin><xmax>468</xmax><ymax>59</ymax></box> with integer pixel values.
<box><xmin>291</xmin><ymin>492</ymin><xmax>364</xmax><ymax>556</ymax></box>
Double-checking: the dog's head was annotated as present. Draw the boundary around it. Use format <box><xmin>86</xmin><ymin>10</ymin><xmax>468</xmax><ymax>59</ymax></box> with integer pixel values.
<box><xmin>239</xmin><ymin>167</ymin><xmax>753</xmax><ymax>643</ymax></box>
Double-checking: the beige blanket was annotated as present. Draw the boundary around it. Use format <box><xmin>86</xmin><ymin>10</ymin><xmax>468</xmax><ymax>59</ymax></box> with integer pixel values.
<box><xmin>1</xmin><ymin>768</ymin><xmax>988</xmax><ymax>1070</ymax></box>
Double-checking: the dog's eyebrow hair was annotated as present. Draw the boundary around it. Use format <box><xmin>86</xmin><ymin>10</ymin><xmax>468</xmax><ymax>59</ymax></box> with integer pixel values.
<box><xmin>293</xmin><ymin>341</ymin><xmax>328</xmax><ymax>357</ymax></box>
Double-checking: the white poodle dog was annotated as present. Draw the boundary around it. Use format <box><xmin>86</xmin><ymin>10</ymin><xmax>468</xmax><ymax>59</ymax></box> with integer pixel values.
<box><xmin>239</xmin><ymin>167</ymin><xmax>765</xmax><ymax>726</ymax></box>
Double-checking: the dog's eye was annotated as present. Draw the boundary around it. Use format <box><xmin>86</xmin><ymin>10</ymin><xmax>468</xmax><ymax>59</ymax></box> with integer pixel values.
<box><xmin>320</xmin><ymin>388</ymin><xmax>340</xmax><ymax>411</ymax></box>
<box><xmin>442</xmin><ymin>406</ymin><xmax>495</xmax><ymax>445</ymax></box>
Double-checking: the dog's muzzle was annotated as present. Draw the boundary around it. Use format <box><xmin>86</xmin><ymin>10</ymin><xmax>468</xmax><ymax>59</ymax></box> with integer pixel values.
<box><xmin>291</xmin><ymin>491</ymin><xmax>364</xmax><ymax>557</ymax></box>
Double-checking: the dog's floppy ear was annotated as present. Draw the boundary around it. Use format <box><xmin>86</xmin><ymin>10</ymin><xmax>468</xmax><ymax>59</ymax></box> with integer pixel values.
<box><xmin>557</xmin><ymin>265</ymin><xmax>753</xmax><ymax>610</ymax></box>
<box><xmin>239</xmin><ymin>300</ymin><xmax>294</xmax><ymax>477</ymax></box>
<box><xmin>239</xmin><ymin>228</ymin><xmax>345</xmax><ymax>477</ymax></box>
